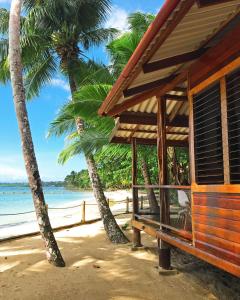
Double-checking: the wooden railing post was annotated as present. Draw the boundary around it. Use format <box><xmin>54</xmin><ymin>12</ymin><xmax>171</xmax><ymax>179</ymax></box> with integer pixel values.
<box><xmin>82</xmin><ymin>201</ymin><xmax>86</xmax><ymax>223</ymax></box>
<box><xmin>132</xmin><ymin>138</ymin><xmax>142</xmax><ymax>248</ymax></box>
<box><xmin>126</xmin><ymin>197</ymin><xmax>130</xmax><ymax>213</ymax></box>
<box><xmin>141</xmin><ymin>196</ymin><xmax>143</xmax><ymax>209</ymax></box>
<box><xmin>157</xmin><ymin>97</ymin><xmax>171</xmax><ymax>270</ymax></box>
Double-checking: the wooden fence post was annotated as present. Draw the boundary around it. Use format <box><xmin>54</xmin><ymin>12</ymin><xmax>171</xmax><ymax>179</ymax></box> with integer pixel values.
<box><xmin>141</xmin><ymin>196</ymin><xmax>143</xmax><ymax>210</ymax></box>
<box><xmin>82</xmin><ymin>201</ymin><xmax>86</xmax><ymax>223</ymax></box>
<box><xmin>126</xmin><ymin>197</ymin><xmax>129</xmax><ymax>213</ymax></box>
<box><xmin>107</xmin><ymin>198</ymin><xmax>110</xmax><ymax>206</ymax></box>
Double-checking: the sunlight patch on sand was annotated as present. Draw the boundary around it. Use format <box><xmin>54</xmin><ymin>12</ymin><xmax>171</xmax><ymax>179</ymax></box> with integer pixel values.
<box><xmin>25</xmin><ymin>260</ymin><xmax>49</xmax><ymax>273</ymax></box>
<box><xmin>0</xmin><ymin>261</ymin><xmax>20</xmax><ymax>272</ymax></box>
<box><xmin>0</xmin><ymin>249</ymin><xmax>42</xmax><ymax>257</ymax></box>
<box><xmin>130</xmin><ymin>250</ymin><xmax>156</xmax><ymax>262</ymax></box>
<box><xmin>71</xmin><ymin>257</ymin><xmax>95</xmax><ymax>268</ymax></box>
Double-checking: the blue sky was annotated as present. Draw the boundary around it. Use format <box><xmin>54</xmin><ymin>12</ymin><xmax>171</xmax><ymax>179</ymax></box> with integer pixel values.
<box><xmin>0</xmin><ymin>0</ymin><xmax>163</xmax><ymax>182</ymax></box>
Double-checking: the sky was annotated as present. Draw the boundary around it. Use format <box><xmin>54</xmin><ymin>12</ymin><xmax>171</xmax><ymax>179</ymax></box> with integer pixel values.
<box><xmin>0</xmin><ymin>0</ymin><xmax>164</xmax><ymax>182</ymax></box>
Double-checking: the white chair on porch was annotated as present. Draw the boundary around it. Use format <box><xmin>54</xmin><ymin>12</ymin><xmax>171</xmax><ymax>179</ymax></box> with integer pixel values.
<box><xmin>177</xmin><ymin>190</ymin><xmax>191</xmax><ymax>230</ymax></box>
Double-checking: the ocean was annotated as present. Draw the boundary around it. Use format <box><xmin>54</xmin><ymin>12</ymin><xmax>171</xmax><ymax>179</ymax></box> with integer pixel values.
<box><xmin>0</xmin><ymin>185</ymin><xmax>94</xmax><ymax>238</ymax></box>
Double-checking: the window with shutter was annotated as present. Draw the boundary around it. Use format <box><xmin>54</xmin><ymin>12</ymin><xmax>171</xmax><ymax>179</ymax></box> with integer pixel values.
<box><xmin>226</xmin><ymin>68</ymin><xmax>240</xmax><ymax>183</ymax></box>
<box><xmin>193</xmin><ymin>82</ymin><xmax>224</xmax><ymax>184</ymax></box>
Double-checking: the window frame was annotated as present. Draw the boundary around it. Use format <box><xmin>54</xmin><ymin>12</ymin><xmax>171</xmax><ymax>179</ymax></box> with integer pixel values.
<box><xmin>189</xmin><ymin>57</ymin><xmax>240</xmax><ymax>188</ymax></box>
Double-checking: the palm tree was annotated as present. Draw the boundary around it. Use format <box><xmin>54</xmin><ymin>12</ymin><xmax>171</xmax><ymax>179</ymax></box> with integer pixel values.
<box><xmin>1</xmin><ymin>1</ymin><xmax>127</xmax><ymax>242</ymax></box>
<box><xmin>49</xmin><ymin>79</ymin><xmax>129</xmax><ymax>244</ymax></box>
<box><xmin>107</xmin><ymin>12</ymin><xmax>155</xmax><ymax>77</ymax></box>
<box><xmin>51</xmin><ymin>12</ymin><xmax>159</xmax><ymax>217</ymax></box>
<box><xmin>106</xmin><ymin>12</ymin><xmax>159</xmax><ymax>212</ymax></box>
<box><xmin>22</xmin><ymin>1</ymin><xmax>125</xmax><ymax>235</ymax></box>
<box><xmin>8</xmin><ymin>0</ymin><xmax>65</xmax><ymax>267</ymax></box>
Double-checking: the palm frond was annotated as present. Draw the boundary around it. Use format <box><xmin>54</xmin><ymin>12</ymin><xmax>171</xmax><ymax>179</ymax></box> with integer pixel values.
<box><xmin>107</xmin><ymin>32</ymin><xmax>142</xmax><ymax>76</ymax></box>
<box><xmin>74</xmin><ymin>60</ymin><xmax>114</xmax><ymax>86</ymax></box>
<box><xmin>48</xmin><ymin>106</ymin><xmax>76</xmax><ymax>138</ymax></box>
<box><xmin>0</xmin><ymin>9</ymin><xmax>9</xmax><ymax>35</ymax></box>
<box><xmin>80</xmin><ymin>27</ymin><xmax>118</xmax><ymax>49</ymax></box>
<box><xmin>0</xmin><ymin>57</ymin><xmax>10</xmax><ymax>84</ymax></box>
<box><xmin>58</xmin><ymin>128</ymin><xmax>110</xmax><ymax>164</ymax></box>
<box><xmin>24</xmin><ymin>52</ymin><xmax>57</xmax><ymax>99</ymax></box>
<box><xmin>128</xmin><ymin>12</ymin><xmax>155</xmax><ymax>34</ymax></box>
<box><xmin>0</xmin><ymin>38</ymin><xmax>8</xmax><ymax>60</ymax></box>
<box><xmin>0</xmin><ymin>38</ymin><xmax>9</xmax><ymax>84</ymax></box>
<box><xmin>72</xmin><ymin>83</ymin><xmax>112</xmax><ymax>117</ymax></box>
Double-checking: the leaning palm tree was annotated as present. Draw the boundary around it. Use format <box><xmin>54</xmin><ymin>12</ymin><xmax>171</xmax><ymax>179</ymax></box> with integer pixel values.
<box><xmin>0</xmin><ymin>1</ymin><xmax>124</xmax><ymax>242</ymax></box>
<box><xmin>8</xmin><ymin>0</ymin><xmax>65</xmax><ymax>267</ymax></box>
<box><xmin>106</xmin><ymin>12</ymin><xmax>159</xmax><ymax>211</ymax></box>
<box><xmin>49</xmin><ymin>82</ymin><xmax>129</xmax><ymax>244</ymax></box>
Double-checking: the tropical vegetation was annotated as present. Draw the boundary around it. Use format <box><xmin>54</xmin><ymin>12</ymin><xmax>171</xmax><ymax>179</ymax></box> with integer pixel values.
<box><xmin>1</xmin><ymin>0</ymin><xmax>189</xmax><ymax>262</ymax></box>
<box><xmin>7</xmin><ymin>0</ymin><xmax>65</xmax><ymax>267</ymax></box>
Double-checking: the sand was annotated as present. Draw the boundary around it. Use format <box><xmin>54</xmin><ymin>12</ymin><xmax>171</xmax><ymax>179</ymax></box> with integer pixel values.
<box><xmin>0</xmin><ymin>214</ymin><xmax>222</xmax><ymax>300</ymax></box>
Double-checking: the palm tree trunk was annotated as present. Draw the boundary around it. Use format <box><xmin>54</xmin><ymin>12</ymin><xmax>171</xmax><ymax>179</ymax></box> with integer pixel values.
<box><xmin>140</xmin><ymin>158</ymin><xmax>159</xmax><ymax>213</ymax></box>
<box><xmin>86</xmin><ymin>153</ymin><xmax>129</xmax><ymax>243</ymax></box>
<box><xmin>68</xmin><ymin>72</ymin><xmax>128</xmax><ymax>243</ymax></box>
<box><xmin>9</xmin><ymin>0</ymin><xmax>65</xmax><ymax>267</ymax></box>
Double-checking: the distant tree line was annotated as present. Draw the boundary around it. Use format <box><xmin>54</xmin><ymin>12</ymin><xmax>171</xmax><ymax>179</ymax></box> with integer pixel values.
<box><xmin>64</xmin><ymin>146</ymin><xmax>189</xmax><ymax>190</ymax></box>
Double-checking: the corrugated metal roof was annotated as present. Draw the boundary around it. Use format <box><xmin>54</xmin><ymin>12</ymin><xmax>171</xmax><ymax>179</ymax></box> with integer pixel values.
<box><xmin>131</xmin><ymin>1</ymin><xmax>240</xmax><ymax>88</ymax></box>
<box><xmin>109</xmin><ymin>0</ymin><xmax>240</xmax><ymax>144</ymax></box>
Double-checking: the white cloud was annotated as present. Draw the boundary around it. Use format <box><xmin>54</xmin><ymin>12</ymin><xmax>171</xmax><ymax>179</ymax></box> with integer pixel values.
<box><xmin>49</xmin><ymin>78</ymin><xmax>70</xmax><ymax>92</ymax></box>
<box><xmin>0</xmin><ymin>164</ymin><xmax>27</xmax><ymax>182</ymax></box>
<box><xmin>105</xmin><ymin>6</ymin><xmax>129</xmax><ymax>32</ymax></box>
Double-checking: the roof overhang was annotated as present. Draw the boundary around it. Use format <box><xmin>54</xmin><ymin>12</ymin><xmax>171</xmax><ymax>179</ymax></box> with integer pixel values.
<box><xmin>99</xmin><ymin>0</ymin><xmax>240</xmax><ymax>145</ymax></box>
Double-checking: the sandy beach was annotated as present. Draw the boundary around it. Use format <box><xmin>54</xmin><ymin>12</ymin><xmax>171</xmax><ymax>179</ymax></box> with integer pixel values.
<box><xmin>1</xmin><ymin>213</ymin><xmax>240</xmax><ymax>299</ymax></box>
<box><xmin>0</xmin><ymin>214</ymin><xmax>219</xmax><ymax>300</ymax></box>
<box><xmin>0</xmin><ymin>190</ymin><xmax>132</xmax><ymax>240</ymax></box>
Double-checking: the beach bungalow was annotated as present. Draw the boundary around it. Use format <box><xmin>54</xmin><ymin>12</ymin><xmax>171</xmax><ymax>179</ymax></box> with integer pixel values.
<box><xmin>99</xmin><ymin>0</ymin><xmax>240</xmax><ymax>277</ymax></box>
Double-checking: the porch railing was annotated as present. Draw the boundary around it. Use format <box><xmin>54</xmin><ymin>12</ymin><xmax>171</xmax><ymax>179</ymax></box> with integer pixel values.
<box><xmin>132</xmin><ymin>184</ymin><xmax>192</xmax><ymax>241</ymax></box>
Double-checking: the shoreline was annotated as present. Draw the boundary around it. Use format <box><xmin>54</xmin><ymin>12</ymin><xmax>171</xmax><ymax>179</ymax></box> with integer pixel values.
<box><xmin>0</xmin><ymin>190</ymin><xmax>132</xmax><ymax>240</ymax></box>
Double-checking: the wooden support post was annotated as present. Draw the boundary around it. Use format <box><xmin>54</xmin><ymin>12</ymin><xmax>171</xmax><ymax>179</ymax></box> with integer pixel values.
<box><xmin>220</xmin><ymin>77</ymin><xmax>230</xmax><ymax>184</ymax></box>
<box><xmin>107</xmin><ymin>198</ymin><xmax>110</xmax><ymax>206</ymax></box>
<box><xmin>82</xmin><ymin>201</ymin><xmax>86</xmax><ymax>223</ymax></box>
<box><xmin>140</xmin><ymin>196</ymin><xmax>144</xmax><ymax>210</ymax></box>
<box><xmin>132</xmin><ymin>138</ymin><xmax>142</xmax><ymax>248</ymax></box>
<box><xmin>157</xmin><ymin>97</ymin><xmax>171</xmax><ymax>269</ymax></box>
<box><xmin>126</xmin><ymin>197</ymin><xmax>130</xmax><ymax>213</ymax></box>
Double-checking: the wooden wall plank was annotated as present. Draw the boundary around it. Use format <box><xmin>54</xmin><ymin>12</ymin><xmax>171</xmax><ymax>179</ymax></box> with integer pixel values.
<box><xmin>193</xmin><ymin>205</ymin><xmax>240</xmax><ymax>221</ymax></box>
<box><xmin>194</xmin><ymin>223</ymin><xmax>240</xmax><ymax>244</ymax></box>
<box><xmin>194</xmin><ymin>214</ymin><xmax>240</xmax><ymax>233</ymax></box>
<box><xmin>195</xmin><ymin>231</ymin><xmax>240</xmax><ymax>254</ymax></box>
<box><xmin>192</xmin><ymin>184</ymin><xmax>240</xmax><ymax>193</ymax></box>
<box><xmin>193</xmin><ymin>193</ymin><xmax>240</xmax><ymax>210</ymax></box>
<box><xmin>195</xmin><ymin>240</ymin><xmax>240</xmax><ymax>266</ymax></box>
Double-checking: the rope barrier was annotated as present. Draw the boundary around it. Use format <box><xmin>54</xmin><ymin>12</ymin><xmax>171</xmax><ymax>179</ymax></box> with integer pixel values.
<box><xmin>0</xmin><ymin>199</ymin><xmax>131</xmax><ymax>216</ymax></box>
<box><xmin>0</xmin><ymin>211</ymin><xmax>35</xmax><ymax>216</ymax></box>
<box><xmin>48</xmin><ymin>204</ymin><xmax>83</xmax><ymax>210</ymax></box>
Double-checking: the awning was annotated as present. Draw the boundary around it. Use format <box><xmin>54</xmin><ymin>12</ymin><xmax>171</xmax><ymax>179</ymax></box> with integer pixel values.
<box><xmin>99</xmin><ymin>0</ymin><xmax>240</xmax><ymax>145</ymax></box>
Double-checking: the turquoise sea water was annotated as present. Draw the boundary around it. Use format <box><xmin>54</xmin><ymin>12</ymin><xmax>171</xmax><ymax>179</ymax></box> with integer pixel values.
<box><xmin>0</xmin><ymin>185</ymin><xmax>94</xmax><ymax>228</ymax></box>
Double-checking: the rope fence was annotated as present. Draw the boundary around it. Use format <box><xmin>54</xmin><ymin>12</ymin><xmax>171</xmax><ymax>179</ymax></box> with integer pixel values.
<box><xmin>0</xmin><ymin>196</ymin><xmax>152</xmax><ymax>241</ymax></box>
<box><xmin>0</xmin><ymin>197</ymin><xmax>134</xmax><ymax>217</ymax></box>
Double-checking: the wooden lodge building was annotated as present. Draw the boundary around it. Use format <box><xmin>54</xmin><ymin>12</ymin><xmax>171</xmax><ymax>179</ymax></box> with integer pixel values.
<box><xmin>99</xmin><ymin>0</ymin><xmax>240</xmax><ymax>277</ymax></box>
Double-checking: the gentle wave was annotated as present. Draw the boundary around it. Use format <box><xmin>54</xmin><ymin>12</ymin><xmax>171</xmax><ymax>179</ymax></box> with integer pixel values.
<box><xmin>0</xmin><ymin>220</ymin><xmax>33</xmax><ymax>229</ymax></box>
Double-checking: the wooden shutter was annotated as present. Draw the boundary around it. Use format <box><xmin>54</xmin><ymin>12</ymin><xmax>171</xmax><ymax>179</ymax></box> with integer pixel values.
<box><xmin>226</xmin><ymin>68</ymin><xmax>240</xmax><ymax>183</ymax></box>
<box><xmin>193</xmin><ymin>82</ymin><xmax>224</xmax><ymax>184</ymax></box>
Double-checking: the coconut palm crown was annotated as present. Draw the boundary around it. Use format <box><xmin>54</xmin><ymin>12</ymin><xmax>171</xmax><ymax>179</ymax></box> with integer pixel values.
<box><xmin>0</xmin><ymin>1</ymin><xmax>117</xmax><ymax>98</ymax></box>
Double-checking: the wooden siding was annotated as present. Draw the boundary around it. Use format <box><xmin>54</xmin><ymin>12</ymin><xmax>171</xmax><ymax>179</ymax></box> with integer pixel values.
<box><xmin>193</xmin><ymin>192</ymin><xmax>240</xmax><ymax>267</ymax></box>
